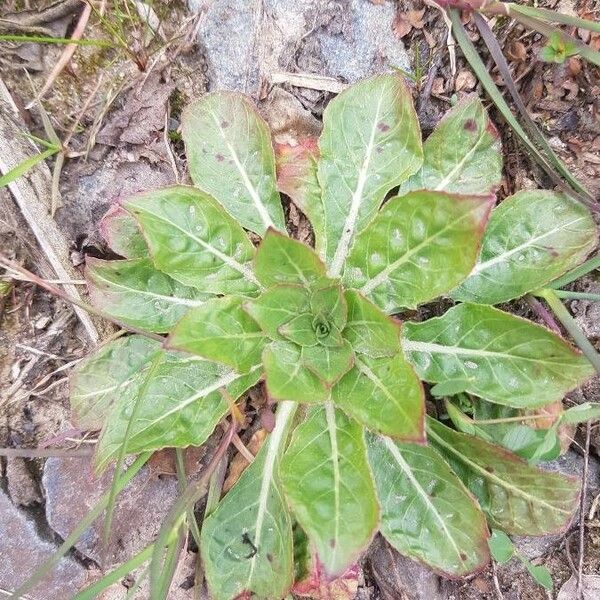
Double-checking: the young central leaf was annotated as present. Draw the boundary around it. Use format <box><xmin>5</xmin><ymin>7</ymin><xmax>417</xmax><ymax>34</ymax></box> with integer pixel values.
<box><xmin>255</xmin><ymin>229</ymin><xmax>327</xmax><ymax>288</ymax></box>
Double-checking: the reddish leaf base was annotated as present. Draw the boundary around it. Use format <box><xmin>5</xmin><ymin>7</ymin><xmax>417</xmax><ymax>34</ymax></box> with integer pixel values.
<box><xmin>293</xmin><ymin>557</ymin><xmax>360</xmax><ymax>600</ymax></box>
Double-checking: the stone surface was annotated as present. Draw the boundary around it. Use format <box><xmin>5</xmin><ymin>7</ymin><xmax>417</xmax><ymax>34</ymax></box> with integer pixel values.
<box><xmin>366</xmin><ymin>535</ymin><xmax>446</xmax><ymax>600</ymax></box>
<box><xmin>5</xmin><ymin>456</ymin><xmax>42</xmax><ymax>506</ymax></box>
<box><xmin>43</xmin><ymin>455</ymin><xmax>179</xmax><ymax>566</ymax></box>
<box><xmin>0</xmin><ymin>487</ymin><xmax>86</xmax><ymax>600</ymax></box>
<box><xmin>189</xmin><ymin>0</ymin><xmax>410</xmax><ymax>93</ymax></box>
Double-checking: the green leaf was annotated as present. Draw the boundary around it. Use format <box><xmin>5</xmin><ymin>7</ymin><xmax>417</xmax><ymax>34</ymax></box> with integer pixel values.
<box><xmin>182</xmin><ymin>92</ymin><xmax>286</xmax><ymax>235</ymax></box>
<box><xmin>472</xmin><ymin>402</ymin><xmax>561</xmax><ymax>464</ymax></box>
<box><xmin>254</xmin><ymin>229</ymin><xmax>326</xmax><ymax>288</ymax></box>
<box><xmin>488</xmin><ymin>530</ymin><xmax>514</xmax><ymax>564</ymax></box>
<box><xmin>275</xmin><ymin>138</ymin><xmax>325</xmax><ymax>255</ymax></box>
<box><xmin>0</xmin><ymin>145</ymin><xmax>59</xmax><ymax>188</ymax></box>
<box><xmin>342</xmin><ymin>290</ymin><xmax>400</xmax><ymax>358</ymax></box>
<box><xmin>399</xmin><ymin>94</ymin><xmax>502</xmax><ymax>195</ymax></box>
<box><xmin>332</xmin><ymin>352</ymin><xmax>424</xmax><ymax>441</ymax></box>
<box><xmin>524</xmin><ymin>562</ymin><xmax>553</xmax><ymax>590</ymax></box>
<box><xmin>86</xmin><ymin>258</ymin><xmax>208</xmax><ymax>333</ymax></box>
<box><xmin>427</xmin><ymin>418</ymin><xmax>580</xmax><ymax>535</ymax></box>
<box><xmin>368</xmin><ymin>435</ymin><xmax>490</xmax><ymax>576</ymax></box>
<box><xmin>403</xmin><ymin>303</ymin><xmax>594</xmax><ymax>408</ymax></box>
<box><xmin>95</xmin><ymin>353</ymin><xmax>261</xmax><ymax>471</ymax></box>
<box><xmin>279</xmin><ymin>314</ymin><xmax>319</xmax><ymax>346</ymax></box>
<box><xmin>280</xmin><ymin>404</ymin><xmax>379</xmax><ymax>576</ymax></box>
<box><xmin>310</xmin><ymin>283</ymin><xmax>347</xmax><ymax>331</ymax></box>
<box><xmin>168</xmin><ymin>296</ymin><xmax>267</xmax><ymax>373</ymax></box>
<box><xmin>302</xmin><ymin>340</ymin><xmax>354</xmax><ymax>385</ymax></box>
<box><xmin>344</xmin><ymin>190</ymin><xmax>493</xmax><ymax>312</ymax></box>
<box><xmin>263</xmin><ymin>341</ymin><xmax>328</xmax><ymax>402</ymax></box>
<box><xmin>99</xmin><ymin>205</ymin><xmax>147</xmax><ymax>258</ymax></box>
<box><xmin>319</xmin><ymin>74</ymin><xmax>423</xmax><ymax>276</ymax></box>
<box><xmin>452</xmin><ymin>191</ymin><xmax>597</xmax><ymax>304</ymax></box>
<box><xmin>123</xmin><ymin>186</ymin><xmax>260</xmax><ymax>296</ymax></box>
<box><xmin>243</xmin><ymin>285</ymin><xmax>311</xmax><ymax>341</ymax></box>
<box><xmin>70</xmin><ymin>336</ymin><xmax>161</xmax><ymax>430</ymax></box>
<box><xmin>201</xmin><ymin>401</ymin><xmax>297</xmax><ymax>600</ymax></box>
<box><xmin>561</xmin><ymin>402</ymin><xmax>600</xmax><ymax>425</ymax></box>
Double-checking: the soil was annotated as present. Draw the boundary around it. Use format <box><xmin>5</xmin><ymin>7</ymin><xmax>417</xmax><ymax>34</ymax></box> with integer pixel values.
<box><xmin>0</xmin><ymin>1</ymin><xmax>599</xmax><ymax>599</ymax></box>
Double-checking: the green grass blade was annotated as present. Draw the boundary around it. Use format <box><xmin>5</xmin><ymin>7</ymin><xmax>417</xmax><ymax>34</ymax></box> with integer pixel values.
<box><xmin>101</xmin><ymin>352</ymin><xmax>163</xmax><ymax>562</ymax></box>
<box><xmin>0</xmin><ymin>147</ymin><xmax>58</xmax><ymax>188</ymax></box>
<box><xmin>175</xmin><ymin>448</ymin><xmax>202</xmax><ymax>548</ymax></box>
<box><xmin>473</xmin><ymin>12</ymin><xmax>593</xmax><ymax>201</ymax></box>
<box><xmin>537</xmin><ymin>288</ymin><xmax>600</xmax><ymax>373</ymax></box>
<box><xmin>150</xmin><ymin>424</ymin><xmax>236</xmax><ymax>600</ymax></box>
<box><xmin>507</xmin><ymin>3</ymin><xmax>600</xmax><ymax>34</ymax></box>
<box><xmin>0</xmin><ymin>34</ymin><xmax>114</xmax><ymax>47</ymax></box>
<box><xmin>553</xmin><ymin>290</ymin><xmax>600</xmax><ymax>302</ymax></box>
<box><xmin>9</xmin><ymin>453</ymin><xmax>150</xmax><ymax>600</ymax></box>
<box><xmin>451</xmin><ymin>10</ymin><xmax>594</xmax><ymax>204</ymax></box>
<box><xmin>73</xmin><ymin>544</ymin><xmax>154</xmax><ymax>600</ymax></box>
<box><xmin>550</xmin><ymin>256</ymin><xmax>600</xmax><ymax>289</ymax></box>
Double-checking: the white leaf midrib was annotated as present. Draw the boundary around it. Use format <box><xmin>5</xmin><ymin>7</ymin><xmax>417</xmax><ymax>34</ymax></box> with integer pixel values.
<box><xmin>89</xmin><ymin>269</ymin><xmax>207</xmax><ymax>307</ymax></box>
<box><xmin>402</xmin><ymin>339</ymin><xmax>580</xmax><ymax>367</ymax></box>
<box><xmin>382</xmin><ymin>437</ymin><xmax>466</xmax><ymax>563</ymax></box>
<box><xmin>246</xmin><ymin>400</ymin><xmax>296</xmax><ymax>586</ymax></box>
<box><xmin>325</xmin><ymin>401</ymin><xmax>341</xmax><ymax>571</ymax></box>
<box><xmin>428</xmin><ymin>427</ymin><xmax>572</xmax><ymax>515</ymax></box>
<box><xmin>468</xmin><ymin>216</ymin><xmax>587</xmax><ymax>277</ymax></box>
<box><xmin>328</xmin><ymin>92</ymin><xmax>385</xmax><ymax>278</ymax></box>
<box><xmin>208</xmin><ymin>108</ymin><xmax>275</xmax><ymax>232</ymax></box>
<box><xmin>134</xmin><ymin>206</ymin><xmax>261</xmax><ymax>288</ymax></box>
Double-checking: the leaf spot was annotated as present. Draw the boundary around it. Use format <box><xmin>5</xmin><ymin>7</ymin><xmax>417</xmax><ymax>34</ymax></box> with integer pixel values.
<box><xmin>377</xmin><ymin>121</ymin><xmax>390</xmax><ymax>132</ymax></box>
<box><xmin>216</xmin><ymin>153</ymin><xmax>225</xmax><ymax>162</ymax></box>
<box><xmin>463</xmin><ymin>118</ymin><xmax>477</xmax><ymax>132</ymax></box>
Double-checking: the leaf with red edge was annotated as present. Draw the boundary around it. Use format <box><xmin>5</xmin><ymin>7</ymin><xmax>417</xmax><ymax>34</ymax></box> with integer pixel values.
<box><xmin>99</xmin><ymin>204</ymin><xmax>147</xmax><ymax>259</ymax></box>
<box><xmin>293</xmin><ymin>558</ymin><xmax>360</xmax><ymax>600</ymax></box>
<box><xmin>275</xmin><ymin>137</ymin><xmax>325</xmax><ymax>255</ymax></box>
<box><xmin>427</xmin><ymin>418</ymin><xmax>581</xmax><ymax>536</ymax></box>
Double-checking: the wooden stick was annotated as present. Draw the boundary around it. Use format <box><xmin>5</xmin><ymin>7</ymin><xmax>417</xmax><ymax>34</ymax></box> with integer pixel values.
<box><xmin>0</xmin><ymin>78</ymin><xmax>101</xmax><ymax>343</ymax></box>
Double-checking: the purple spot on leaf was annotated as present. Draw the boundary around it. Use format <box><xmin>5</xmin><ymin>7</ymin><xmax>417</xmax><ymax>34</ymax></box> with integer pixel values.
<box><xmin>464</xmin><ymin>119</ymin><xmax>477</xmax><ymax>132</ymax></box>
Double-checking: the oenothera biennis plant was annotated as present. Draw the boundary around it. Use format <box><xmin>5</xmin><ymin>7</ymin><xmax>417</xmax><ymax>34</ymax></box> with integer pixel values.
<box><xmin>71</xmin><ymin>75</ymin><xmax>598</xmax><ymax>598</ymax></box>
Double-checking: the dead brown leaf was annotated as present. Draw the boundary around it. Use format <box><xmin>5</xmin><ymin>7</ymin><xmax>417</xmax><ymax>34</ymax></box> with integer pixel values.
<box><xmin>392</xmin><ymin>8</ymin><xmax>425</xmax><ymax>39</ymax></box>
<box><xmin>223</xmin><ymin>429</ymin><xmax>266</xmax><ymax>492</ymax></box>
<box><xmin>455</xmin><ymin>69</ymin><xmax>477</xmax><ymax>92</ymax></box>
<box><xmin>506</xmin><ymin>41</ymin><xmax>527</xmax><ymax>63</ymax></box>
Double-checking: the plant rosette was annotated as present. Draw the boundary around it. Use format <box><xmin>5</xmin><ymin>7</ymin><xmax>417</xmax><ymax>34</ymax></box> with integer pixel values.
<box><xmin>72</xmin><ymin>75</ymin><xmax>597</xmax><ymax>599</ymax></box>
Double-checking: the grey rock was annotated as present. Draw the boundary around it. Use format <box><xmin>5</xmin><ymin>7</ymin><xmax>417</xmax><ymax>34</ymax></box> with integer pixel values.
<box><xmin>5</xmin><ymin>456</ymin><xmax>42</xmax><ymax>507</ymax></box>
<box><xmin>43</xmin><ymin>455</ymin><xmax>179</xmax><ymax>566</ymax></box>
<box><xmin>189</xmin><ymin>0</ymin><xmax>410</xmax><ymax>93</ymax></box>
<box><xmin>0</xmin><ymin>487</ymin><xmax>86</xmax><ymax>600</ymax></box>
<box><xmin>366</xmin><ymin>535</ymin><xmax>446</xmax><ymax>600</ymax></box>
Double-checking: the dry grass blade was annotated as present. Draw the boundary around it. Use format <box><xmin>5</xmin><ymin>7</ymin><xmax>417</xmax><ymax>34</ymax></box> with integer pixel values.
<box><xmin>25</xmin><ymin>3</ymin><xmax>93</xmax><ymax>109</ymax></box>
